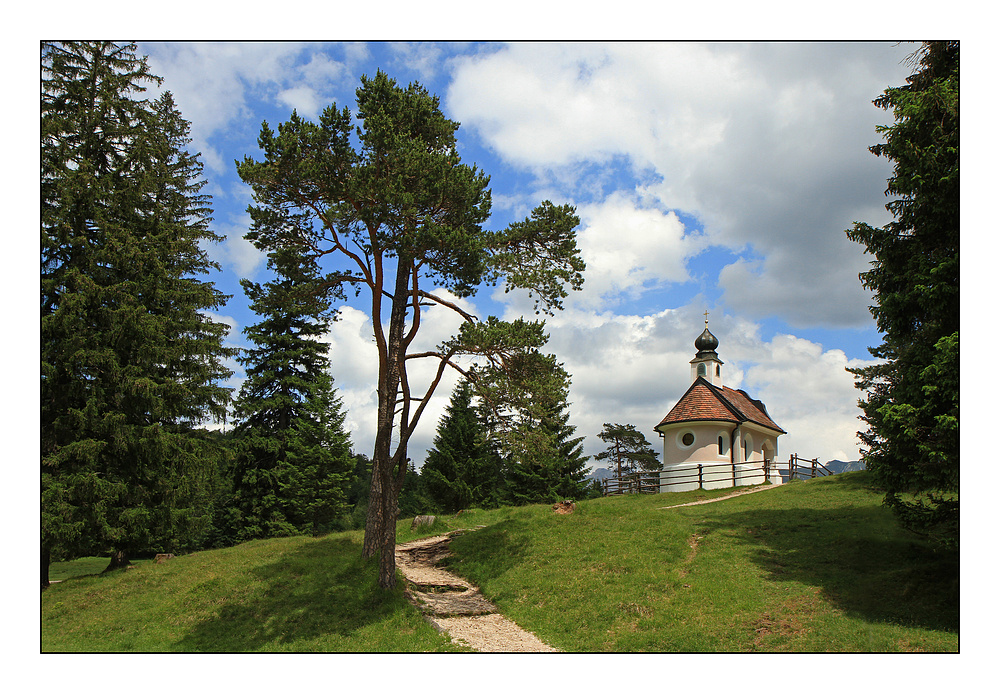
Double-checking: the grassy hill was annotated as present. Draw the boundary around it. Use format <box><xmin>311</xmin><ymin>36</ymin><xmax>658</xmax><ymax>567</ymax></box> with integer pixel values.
<box><xmin>41</xmin><ymin>472</ymin><xmax>957</xmax><ymax>652</ymax></box>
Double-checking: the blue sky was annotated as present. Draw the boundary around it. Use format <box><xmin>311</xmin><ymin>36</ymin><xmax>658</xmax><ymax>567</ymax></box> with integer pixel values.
<box><xmin>132</xmin><ymin>40</ymin><xmax>919</xmax><ymax>467</ymax></box>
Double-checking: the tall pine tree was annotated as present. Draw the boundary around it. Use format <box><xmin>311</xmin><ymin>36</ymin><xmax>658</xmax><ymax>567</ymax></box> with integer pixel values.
<box><xmin>846</xmin><ymin>42</ymin><xmax>959</xmax><ymax>548</ymax></box>
<box><xmin>236</xmin><ymin>71</ymin><xmax>584</xmax><ymax>588</ymax></box>
<box><xmin>41</xmin><ymin>42</ymin><xmax>235</xmax><ymax>586</ymax></box>
<box><xmin>232</xmin><ymin>248</ymin><xmax>353</xmax><ymax>540</ymax></box>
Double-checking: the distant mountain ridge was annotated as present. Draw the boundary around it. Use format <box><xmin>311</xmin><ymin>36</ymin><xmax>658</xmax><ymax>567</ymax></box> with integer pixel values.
<box><xmin>823</xmin><ymin>460</ymin><xmax>866</xmax><ymax>474</ymax></box>
<box><xmin>585</xmin><ymin>467</ymin><xmax>615</xmax><ymax>481</ymax></box>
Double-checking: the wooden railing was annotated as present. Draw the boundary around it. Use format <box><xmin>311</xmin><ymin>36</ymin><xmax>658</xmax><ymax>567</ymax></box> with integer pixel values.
<box><xmin>601</xmin><ymin>459</ymin><xmax>778</xmax><ymax>496</ymax></box>
<box><xmin>787</xmin><ymin>454</ymin><xmax>832</xmax><ymax>481</ymax></box>
<box><xmin>600</xmin><ymin>454</ymin><xmax>834</xmax><ymax>496</ymax></box>
<box><xmin>601</xmin><ymin>471</ymin><xmax>664</xmax><ymax>496</ymax></box>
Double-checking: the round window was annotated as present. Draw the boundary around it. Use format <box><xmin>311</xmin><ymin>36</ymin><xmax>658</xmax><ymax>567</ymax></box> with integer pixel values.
<box><xmin>681</xmin><ymin>432</ymin><xmax>695</xmax><ymax>446</ymax></box>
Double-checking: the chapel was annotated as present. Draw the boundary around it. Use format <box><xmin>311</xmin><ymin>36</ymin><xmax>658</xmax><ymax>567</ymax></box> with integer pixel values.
<box><xmin>654</xmin><ymin>318</ymin><xmax>786</xmax><ymax>492</ymax></box>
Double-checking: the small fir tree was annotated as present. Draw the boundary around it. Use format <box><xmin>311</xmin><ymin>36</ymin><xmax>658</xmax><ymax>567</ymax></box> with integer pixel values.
<box><xmin>421</xmin><ymin>381</ymin><xmax>502</xmax><ymax>513</ymax></box>
<box><xmin>232</xmin><ymin>248</ymin><xmax>353</xmax><ymax>540</ymax></box>
<box><xmin>595</xmin><ymin>423</ymin><xmax>662</xmax><ymax>480</ymax></box>
<box><xmin>505</xmin><ymin>399</ymin><xmax>590</xmax><ymax>505</ymax></box>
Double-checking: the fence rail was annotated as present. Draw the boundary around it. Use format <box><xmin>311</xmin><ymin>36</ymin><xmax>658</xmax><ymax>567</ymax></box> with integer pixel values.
<box><xmin>787</xmin><ymin>454</ymin><xmax>833</xmax><ymax>481</ymax></box>
<box><xmin>600</xmin><ymin>453</ymin><xmax>832</xmax><ymax>496</ymax></box>
<box><xmin>601</xmin><ymin>458</ymin><xmax>778</xmax><ymax>496</ymax></box>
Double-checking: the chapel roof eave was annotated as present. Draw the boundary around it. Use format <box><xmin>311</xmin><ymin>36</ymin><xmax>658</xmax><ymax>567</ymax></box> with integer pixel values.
<box><xmin>654</xmin><ymin>376</ymin><xmax>785</xmax><ymax>436</ymax></box>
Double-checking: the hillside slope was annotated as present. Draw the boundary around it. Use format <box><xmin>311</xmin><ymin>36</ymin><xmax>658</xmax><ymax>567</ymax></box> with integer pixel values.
<box><xmin>41</xmin><ymin>473</ymin><xmax>957</xmax><ymax>652</ymax></box>
<box><xmin>445</xmin><ymin>473</ymin><xmax>957</xmax><ymax>652</ymax></box>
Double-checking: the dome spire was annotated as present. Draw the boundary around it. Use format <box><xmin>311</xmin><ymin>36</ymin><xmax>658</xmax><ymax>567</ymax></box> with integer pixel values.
<box><xmin>691</xmin><ymin>311</ymin><xmax>723</xmax><ymax>385</ymax></box>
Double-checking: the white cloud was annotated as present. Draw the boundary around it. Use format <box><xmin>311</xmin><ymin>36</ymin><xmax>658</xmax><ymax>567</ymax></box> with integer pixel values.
<box><xmin>206</xmin><ymin>221</ymin><xmax>266</xmax><ymax>278</ymax></box>
<box><xmin>572</xmin><ymin>192</ymin><xmax>703</xmax><ymax>308</ymax></box>
<box><xmin>141</xmin><ymin>42</ymin><xmax>310</xmax><ymax>172</ymax></box>
<box><xmin>388</xmin><ymin>42</ymin><xmax>448</xmax><ymax>83</ymax></box>
<box><xmin>739</xmin><ymin>334</ymin><xmax>874</xmax><ymax>461</ymax></box>
<box><xmin>277</xmin><ymin>86</ymin><xmax>324</xmax><ymax>119</ymax></box>
<box><xmin>447</xmin><ymin>41</ymin><xmax>912</xmax><ymax>329</ymax></box>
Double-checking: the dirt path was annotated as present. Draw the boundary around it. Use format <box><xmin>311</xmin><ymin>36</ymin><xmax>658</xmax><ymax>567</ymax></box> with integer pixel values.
<box><xmin>395</xmin><ymin>532</ymin><xmax>559</xmax><ymax>652</ymax></box>
<box><xmin>658</xmin><ymin>483</ymin><xmax>781</xmax><ymax>509</ymax></box>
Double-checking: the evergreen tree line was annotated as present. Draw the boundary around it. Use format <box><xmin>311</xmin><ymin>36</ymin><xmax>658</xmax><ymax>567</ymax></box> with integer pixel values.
<box><xmin>40</xmin><ymin>42</ymin><xmax>601</xmax><ymax>587</ymax></box>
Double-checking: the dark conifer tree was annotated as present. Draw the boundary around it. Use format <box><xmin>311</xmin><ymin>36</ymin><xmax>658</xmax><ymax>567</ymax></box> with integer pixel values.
<box><xmin>232</xmin><ymin>248</ymin><xmax>353</xmax><ymax>539</ymax></box>
<box><xmin>422</xmin><ymin>381</ymin><xmax>492</xmax><ymax>513</ymax></box>
<box><xmin>846</xmin><ymin>42</ymin><xmax>959</xmax><ymax>548</ymax></box>
<box><xmin>505</xmin><ymin>399</ymin><xmax>590</xmax><ymax>505</ymax></box>
<box><xmin>595</xmin><ymin>423</ymin><xmax>661</xmax><ymax>480</ymax></box>
<box><xmin>41</xmin><ymin>42</ymin><xmax>235</xmax><ymax>586</ymax></box>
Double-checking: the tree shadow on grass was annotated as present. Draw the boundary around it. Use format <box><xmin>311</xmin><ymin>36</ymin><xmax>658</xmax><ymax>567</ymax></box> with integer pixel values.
<box><xmin>174</xmin><ymin>537</ymin><xmax>428</xmax><ymax>652</ymax></box>
<box><xmin>696</xmin><ymin>494</ymin><xmax>959</xmax><ymax>633</ymax></box>
<box><xmin>443</xmin><ymin>519</ymin><xmax>531</xmax><ymax>586</ymax></box>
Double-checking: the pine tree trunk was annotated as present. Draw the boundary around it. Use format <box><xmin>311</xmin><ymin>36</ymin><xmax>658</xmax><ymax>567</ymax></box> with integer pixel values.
<box><xmin>103</xmin><ymin>549</ymin><xmax>131</xmax><ymax>572</ymax></box>
<box><xmin>362</xmin><ymin>262</ymin><xmax>410</xmax><ymax>586</ymax></box>
<box><xmin>377</xmin><ymin>481</ymin><xmax>399</xmax><ymax>588</ymax></box>
<box><xmin>361</xmin><ymin>456</ymin><xmax>386</xmax><ymax>559</ymax></box>
<box><xmin>42</xmin><ymin>545</ymin><xmax>51</xmax><ymax>590</ymax></box>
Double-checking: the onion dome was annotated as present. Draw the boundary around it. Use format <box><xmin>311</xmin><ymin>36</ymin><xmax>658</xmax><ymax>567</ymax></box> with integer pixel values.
<box><xmin>694</xmin><ymin>327</ymin><xmax>719</xmax><ymax>357</ymax></box>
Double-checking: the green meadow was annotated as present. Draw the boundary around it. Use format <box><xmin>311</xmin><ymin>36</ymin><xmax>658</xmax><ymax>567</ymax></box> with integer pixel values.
<box><xmin>42</xmin><ymin>472</ymin><xmax>957</xmax><ymax>652</ymax></box>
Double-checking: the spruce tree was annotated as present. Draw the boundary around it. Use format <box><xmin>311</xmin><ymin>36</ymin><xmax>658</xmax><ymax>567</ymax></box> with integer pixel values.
<box><xmin>421</xmin><ymin>381</ymin><xmax>500</xmax><ymax>513</ymax></box>
<box><xmin>846</xmin><ymin>42</ymin><xmax>959</xmax><ymax>548</ymax></box>
<box><xmin>505</xmin><ymin>399</ymin><xmax>590</xmax><ymax>505</ymax></box>
<box><xmin>232</xmin><ymin>248</ymin><xmax>353</xmax><ymax>540</ymax></box>
<box><xmin>41</xmin><ymin>42</ymin><xmax>235</xmax><ymax>586</ymax></box>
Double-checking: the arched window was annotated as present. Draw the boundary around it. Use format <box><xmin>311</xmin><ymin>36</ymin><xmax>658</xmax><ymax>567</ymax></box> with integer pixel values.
<box><xmin>718</xmin><ymin>435</ymin><xmax>724</xmax><ymax>455</ymax></box>
<box><xmin>716</xmin><ymin>365</ymin><xmax>721</xmax><ymax>377</ymax></box>
<box><xmin>697</xmin><ymin>363</ymin><xmax>706</xmax><ymax>377</ymax></box>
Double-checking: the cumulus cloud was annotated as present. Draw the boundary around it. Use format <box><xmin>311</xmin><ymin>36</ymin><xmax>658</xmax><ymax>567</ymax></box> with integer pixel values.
<box><xmin>447</xmin><ymin>41</ymin><xmax>912</xmax><ymax>329</ymax></box>
<box><xmin>572</xmin><ymin>192</ymin><xmax>703</xmax><ymax>308</ymax></box>
<box><xmin>205</xmin><ymin>220</ymin><xmax>266</xmax><ymax>278</ymax></box>
<box><xmin>141</xmin><ymin>42</ymin><xmax>310</xmax><ymax>170</ymax></box>
<box><xmin>277</xmin><ymin>86</ymin><xmax>325</xmax><ymax>120</ymax></box>
<box><xmin>739</xmin><ymin>334</ymin><xmax>874</xmax><ymax>461</ymax></box>
<box><xmin>142</xmin><ymin>42</ymin><xmax>364</xmax><ymax>172</ymax></box>
<box><xmin>388</xmin><ymin>42</ymin><xmax>449</xmax><ymax>83</ymax></box>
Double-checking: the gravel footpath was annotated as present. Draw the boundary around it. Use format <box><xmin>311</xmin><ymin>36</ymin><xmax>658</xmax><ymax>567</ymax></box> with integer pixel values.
<box><xmin>658</xmin><ymin>483</ymin><xmax>781</xmax><ymax>509</ymax></box>
<box><xmin>395</xmin><ymin>533</ymin><xmax>559</xmax><ymax>652</ymax></box>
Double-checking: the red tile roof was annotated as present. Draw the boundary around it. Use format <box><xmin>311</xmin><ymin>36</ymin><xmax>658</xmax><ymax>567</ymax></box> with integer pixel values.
<box><xmin>656</xmin><ymin>378</ymin><xmax>785</xmax><ymax>434</ymax></box>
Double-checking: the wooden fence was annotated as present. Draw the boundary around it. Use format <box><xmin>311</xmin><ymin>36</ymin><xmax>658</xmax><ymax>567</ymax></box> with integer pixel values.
<box><xmin>601</xmin><ymin>458</ymin><xmax>779</xmax><ymax>496</ymax></box>
<box><xmin>600</xmin><ymin>454</ymin><xmax>833</xmax><ymax>496</ymax></box>
<box><xmin>786</xmin><ymin>454</ymin><xmax>833</xmax><ymax>481</ymax></box>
